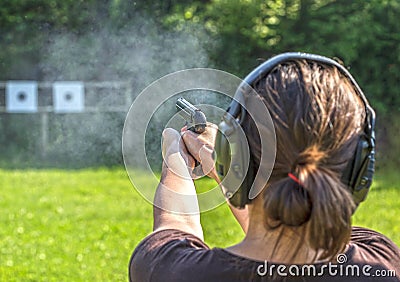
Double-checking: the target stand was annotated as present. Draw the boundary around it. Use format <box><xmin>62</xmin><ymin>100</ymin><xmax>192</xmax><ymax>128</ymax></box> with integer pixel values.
<box><xmin>1</xmin><ymin>80</ymin><xmax>130</xmax><ymax>157</ymax></box>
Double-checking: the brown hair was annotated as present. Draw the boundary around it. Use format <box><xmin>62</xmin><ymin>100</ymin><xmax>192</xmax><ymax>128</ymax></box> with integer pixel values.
<box><xmin>244</xmin><ymin>60</ymin><xmax>365</xmax><ymax>260</ymax></box>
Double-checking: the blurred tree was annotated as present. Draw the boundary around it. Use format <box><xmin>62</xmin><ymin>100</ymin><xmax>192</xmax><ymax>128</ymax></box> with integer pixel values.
<box><xmin>164</xmin><ymin>0</ymin><xmax>400</xmax><ymax>113</ymax></box>
<box><xmin>0</xmin><ymin>0</ymin><xmax>101</xmax><ymax>79</ymax></box>
<box><xmin>164</xmin><ymin>0</ymin><xmax>400</xmax><ymax>166</ymax></box>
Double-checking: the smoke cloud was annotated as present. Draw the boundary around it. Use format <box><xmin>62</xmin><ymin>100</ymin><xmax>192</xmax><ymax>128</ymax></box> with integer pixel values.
<box><xmin>34</xmin><ymin>16</ymin><xmax>211</xmax><ymax>168</ymax></box>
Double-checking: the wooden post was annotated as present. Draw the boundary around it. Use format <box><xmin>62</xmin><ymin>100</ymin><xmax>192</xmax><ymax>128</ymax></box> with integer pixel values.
<box><xmin>41</xmin><ymin>111</ymin><xmax>48</xmax><ymax>158</ymax></box>
<box><xmin>125</xmin><ymin>82</ymin><xmax>132</xmax><ymax>110</ymax></box>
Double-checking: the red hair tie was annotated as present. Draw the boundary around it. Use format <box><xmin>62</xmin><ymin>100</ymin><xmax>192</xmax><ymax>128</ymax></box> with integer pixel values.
<box><xmin>288</xmin><ymin>173</ymin><xmax>302</xmax><ymax>185</ymax></box>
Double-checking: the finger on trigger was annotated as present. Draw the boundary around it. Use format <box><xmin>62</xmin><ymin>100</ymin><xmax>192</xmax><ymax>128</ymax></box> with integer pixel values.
<box><xmin>180</xmin><ymin>125</ymin><xmax>188</xmax><ymax>132</ymax></box>
<box><xmin>181</xmin><ymin>130</ymin><xmax>202</xmax><ymax>157</ymax></box>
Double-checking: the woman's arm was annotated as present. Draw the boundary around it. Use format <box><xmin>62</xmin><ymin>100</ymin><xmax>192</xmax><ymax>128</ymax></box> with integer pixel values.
<box><xmin>181</xmin><ymin>125</ymin><xmax>249</xmax><ymax>234</ymax></box>
<box><xmin>153</xmin><ymin>128</ymin><xmax>203</xmax><ymax>240</ymax></box>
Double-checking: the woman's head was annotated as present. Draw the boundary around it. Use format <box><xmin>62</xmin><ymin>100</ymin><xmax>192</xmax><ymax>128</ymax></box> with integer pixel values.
<box><xmin>243</xmin><ymin>59</ymin><xmax>366</xmax><ymax>259</ymax></box>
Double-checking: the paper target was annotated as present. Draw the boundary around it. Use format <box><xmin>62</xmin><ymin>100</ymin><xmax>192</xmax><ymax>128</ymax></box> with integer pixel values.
<box><xmin>53</xmin><ymin>82</ymin><xmax>84</xmax><ymax>113</ymax></box>
<box><xmin>6</xmin><ymin>81</ymin><xmax>38</xmax><ymax>113</ymax></box>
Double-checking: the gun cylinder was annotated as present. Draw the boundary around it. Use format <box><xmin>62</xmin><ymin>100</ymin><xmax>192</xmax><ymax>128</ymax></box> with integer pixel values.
<box><xmin>176</xmin><ymin>98</ymin><xmax>206</xmax><ymax>134</ymax></box>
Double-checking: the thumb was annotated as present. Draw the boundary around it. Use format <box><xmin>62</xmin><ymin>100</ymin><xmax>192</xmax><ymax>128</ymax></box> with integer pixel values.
<box><xmin>162</xmin><ymin>128</ymin><xmax>193</xmax><ymax>178</ymax></box>
<box><xmin>162</xmin><ymin>128</ymin><xmax>181</xmax><ymax>156</ymax></box>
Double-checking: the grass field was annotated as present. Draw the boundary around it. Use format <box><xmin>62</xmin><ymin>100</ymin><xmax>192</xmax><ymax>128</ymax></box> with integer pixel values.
<box><xmin>0</xmin><ymin>167</ymin><xmax>399</xmax><ymax>281</ymax></box>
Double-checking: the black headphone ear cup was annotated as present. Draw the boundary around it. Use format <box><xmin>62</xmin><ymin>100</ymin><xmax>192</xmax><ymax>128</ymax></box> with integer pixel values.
<box><xmin>350</xmin><ymin>135</ymin><xmax>375</xmax><ymax>205</ymax></box>
<box><xmin>215</xmin><ymin>125</ymin><xmax>231</xmax><ymax>177</ymax></box>
<box><xmin>342</xmin><ymin>133</ymin><xmax>375</xmax><ymax>205</ymax></box>
<box><xmin>215</xmin><ymin>114</ymin><xmax>251</xmax><ymax>208</ymax></box>
<box><xmin>230</xmin><ymin>153</ymin><xmax>254</xmax><ymax>208</ymax></box>
<box><xmin>225</xmin><ymin>125</ymin><xmax>253</xmax><ymax>208</ymax></box>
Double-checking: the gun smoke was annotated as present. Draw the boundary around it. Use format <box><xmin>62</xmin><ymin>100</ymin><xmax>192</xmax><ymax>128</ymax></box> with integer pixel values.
<box><xmin>3</xmin><ymin>16</ymin><xmax>213</xmax><ymax>168</ymax></box>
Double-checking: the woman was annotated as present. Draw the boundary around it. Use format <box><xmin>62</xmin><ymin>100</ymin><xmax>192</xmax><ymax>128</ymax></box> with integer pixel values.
<box><xmin>129</xmin><ymin>53</ymin><xmax>400</xmax><ymax>281</ymax></box>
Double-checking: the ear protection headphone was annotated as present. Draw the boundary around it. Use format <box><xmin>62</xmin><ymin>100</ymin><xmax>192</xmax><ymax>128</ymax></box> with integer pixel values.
<box><xmin>215</xmin><ymin>52</ymin><xmax>376</xmax><ymax>209</ymax></box>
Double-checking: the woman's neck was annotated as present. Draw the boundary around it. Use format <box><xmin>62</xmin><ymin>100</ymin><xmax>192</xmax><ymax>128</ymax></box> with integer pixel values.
<box><xmin>226</xmin><ymin>197</ymin><xmax>330</xmax><ymax>264</ymax></box>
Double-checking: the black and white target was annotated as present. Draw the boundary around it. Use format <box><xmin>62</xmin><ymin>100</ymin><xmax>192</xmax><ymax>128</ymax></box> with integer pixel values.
<box><xmin>6</xmin><ymin>81</ymin><xmax>38</xmax><ymax>113</ymax></box>
<box><xmin>53</xmin><ymin>82</ymin><xmax>84</xmax><ymax>113</ymax></box>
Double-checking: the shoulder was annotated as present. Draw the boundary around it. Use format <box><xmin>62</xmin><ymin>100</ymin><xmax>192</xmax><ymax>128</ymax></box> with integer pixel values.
<box><xmin>350</xmin><ymin>226</ymin><xmax>400</xmax><ymax>258</ymax></box>
<box><xmin>132</xmin><ymin>228</ymin><xmax>208</xmax><ymax>254</ymax></box>
<box><xmin>348</xmin><ymin>226</ymin><xmax>400</xmax><ymax>280</ymax></box>
<box><xmin>129</xmin><ymin>229</ymin><xmax>211</xmax><ymax>282</ymax></box>
<box><xmin>129</xmin><ymin>229</ymin><xmax>258</xmax><ymax>282</ymax></box>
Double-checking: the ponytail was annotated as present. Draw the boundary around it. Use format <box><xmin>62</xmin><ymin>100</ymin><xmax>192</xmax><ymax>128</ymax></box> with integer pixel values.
<box><xmin>251</xmin><ymin>60</ymin><xmax>365</xmax><ymax>261</ymax></box>
<box><xmin>263</xmin><ymin>146</ymin><xmax>354</xmax><ymax>259</ymax></box>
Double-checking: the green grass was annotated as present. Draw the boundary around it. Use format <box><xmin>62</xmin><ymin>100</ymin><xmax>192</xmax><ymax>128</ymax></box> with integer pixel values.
<box><xmin>0</xmin><ymin>168</ymin><xmax>398</xmax><ymax>281</ymax></box>
<box><xmin>352</xmin><ymin>169</ymin><xmax>400</xmax><ymax>243</ymax></box>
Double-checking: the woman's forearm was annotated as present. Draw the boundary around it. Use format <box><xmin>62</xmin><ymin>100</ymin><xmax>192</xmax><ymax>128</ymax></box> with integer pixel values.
<box><xmin>153</xmin><ymin>145</ymin><xmax>203</xmax><ymax>240</ymax></box>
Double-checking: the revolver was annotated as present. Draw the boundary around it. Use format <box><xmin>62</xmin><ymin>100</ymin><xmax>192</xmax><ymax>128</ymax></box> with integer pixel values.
<box><xmin>176</xmin><ymin>98</ymin><xmax>207</xmax><ymax>134</ymax></box>
<box><xmin>176</xmin><ymin>97</ymin><xmax>207</xmax><ymax>176</ymax></box>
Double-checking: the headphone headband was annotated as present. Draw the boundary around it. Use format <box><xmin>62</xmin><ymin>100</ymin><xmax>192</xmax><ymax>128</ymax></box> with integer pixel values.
<box><xmin>233</xmin><ymin>52</ymin><xmax>375</xmax><ymax>135</ymax></box>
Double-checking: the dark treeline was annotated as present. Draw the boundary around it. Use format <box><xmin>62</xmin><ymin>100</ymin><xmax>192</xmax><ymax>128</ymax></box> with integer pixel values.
<box><xmin>0</xmin><ymin>0</ymin><xmax>399</xmax><ymax>168</ymax></box>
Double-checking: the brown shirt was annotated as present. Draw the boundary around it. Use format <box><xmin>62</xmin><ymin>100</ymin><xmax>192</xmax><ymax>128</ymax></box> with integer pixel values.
<box><xmin>129</xmin><ymin>226</ymin><xmax>400</xmax><ymax>281</ymax></box>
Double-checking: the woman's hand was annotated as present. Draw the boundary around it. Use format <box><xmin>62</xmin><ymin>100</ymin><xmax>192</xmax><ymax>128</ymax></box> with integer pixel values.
<box><xmin>181</xmin><ymin>123</ymin><xmax>220</xmax><ymax>182</ymax></box>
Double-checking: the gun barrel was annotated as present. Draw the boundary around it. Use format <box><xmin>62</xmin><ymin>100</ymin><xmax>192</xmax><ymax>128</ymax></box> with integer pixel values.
<box><xmin>176</xmin><ymin>97</ymin><xmax>197</xmax><ymax>117</ymax></box>
<box><xmin>175</xmin><ymin>98</ymin><xmax>207</xmax><ymax>176</ymax></box>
